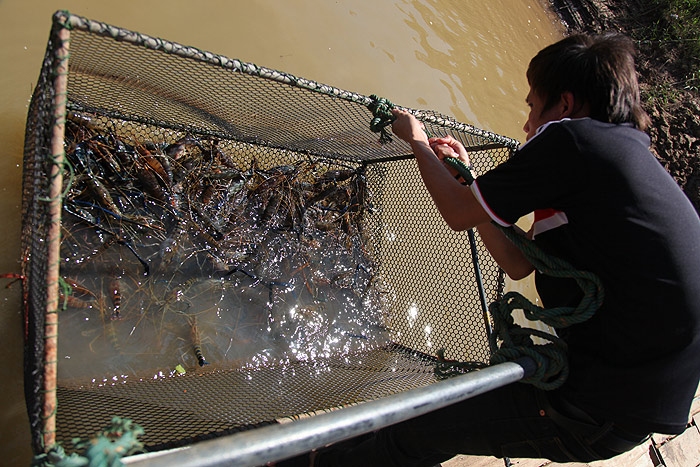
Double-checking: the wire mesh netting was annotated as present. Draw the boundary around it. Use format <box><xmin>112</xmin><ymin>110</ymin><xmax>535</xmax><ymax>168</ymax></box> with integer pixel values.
<box><xmin>21</xmin><ymin>11</ymin><xmax>518</xmax><ymax>456</ymax></box>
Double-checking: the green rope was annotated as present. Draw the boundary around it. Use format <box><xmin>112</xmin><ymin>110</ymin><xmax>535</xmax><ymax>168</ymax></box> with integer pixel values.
<box><xmin>366</xmin><ymin>94</ymin><xmax>396</xmax><ymax>144</ymax></box>
<box><xmin>433</xmin><ymin>157</ymin><xmax>605</xmax><ymax>390</ymax></box>
<box><xmin>434</xmin><ymin>348</ymin><xmax>489</xmax><ymax>379</ymax></box>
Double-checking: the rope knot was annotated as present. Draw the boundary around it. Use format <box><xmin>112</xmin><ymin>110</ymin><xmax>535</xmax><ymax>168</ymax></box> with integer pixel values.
<box><xmin>434</xmin><ymin>348</ymin><xmax>488</xmax><ymax>380</ymax></box>
<box><xmin>367</xmin><ymin>94</ymin><xmax>396</xmax><ymax>144</ymax></box>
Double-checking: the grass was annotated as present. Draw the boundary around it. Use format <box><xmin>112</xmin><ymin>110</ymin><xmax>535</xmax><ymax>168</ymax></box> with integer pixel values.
<box><xmin>621</xmin><ymin>0</ymin><xmax>700</xmax><ymax>105</ymax></box>
<box><xmin>638</xmin><ymin>0</ymin><xmax>700</xmax><ymax>91</ymax></box>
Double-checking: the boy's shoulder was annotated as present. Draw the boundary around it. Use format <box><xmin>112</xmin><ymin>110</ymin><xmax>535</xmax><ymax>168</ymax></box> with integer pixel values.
<box><xmin>528</xmin><ymin>117</ymin><xmax>648</xmax><ymax>146</ymax></box>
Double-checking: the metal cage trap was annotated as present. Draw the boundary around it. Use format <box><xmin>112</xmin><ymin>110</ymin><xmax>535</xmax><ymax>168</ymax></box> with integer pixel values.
<box><xmin>21</xmin><ymin>10</ymin><xmax>520</xmax><ymax>464</ymax></box>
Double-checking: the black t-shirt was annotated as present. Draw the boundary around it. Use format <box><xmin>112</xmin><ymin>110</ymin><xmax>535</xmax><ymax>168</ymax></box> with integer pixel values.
<box><xmin>472</xmin><ymin>118</ymin><xmax>700</xmax><ymax>434</ymax></box>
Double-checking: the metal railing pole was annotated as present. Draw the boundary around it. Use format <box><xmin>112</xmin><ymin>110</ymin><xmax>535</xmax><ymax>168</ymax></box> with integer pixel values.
<box><xmin>126</xmin><ymin>357</ymin><xmax>535</xmax><ymax>467</ymax></box>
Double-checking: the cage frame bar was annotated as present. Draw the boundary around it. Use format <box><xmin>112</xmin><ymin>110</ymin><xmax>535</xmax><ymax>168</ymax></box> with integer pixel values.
<box><xmin>41</xmin><ymin>23</ymin><xmax>71</xmax><ymax>451</ymax></box>
<box><xmin>54</xmin><ymin>10</ymin><xmax>519</xmax><ymax>153</ymax></box>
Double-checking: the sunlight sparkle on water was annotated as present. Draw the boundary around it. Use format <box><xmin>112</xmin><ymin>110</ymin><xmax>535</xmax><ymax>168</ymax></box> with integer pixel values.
<box><xmin>424</xmin><ymin>324</ymin><xmax>433</xmax><ymax>349</ymax></box>
<box><xmin>407</xmin><ymin>303</ymin><xmax>418</xmax><ymax>328</ymax></box>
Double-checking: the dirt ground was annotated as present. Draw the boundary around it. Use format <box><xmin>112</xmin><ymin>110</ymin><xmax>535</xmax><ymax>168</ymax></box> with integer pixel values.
<box><xmin>549</xmin><ymin>0</ymin><xmax>700</xmax><ymax>213</ymax></box>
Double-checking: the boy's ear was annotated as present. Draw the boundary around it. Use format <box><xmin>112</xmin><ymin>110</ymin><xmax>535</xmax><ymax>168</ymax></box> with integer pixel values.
<box><xmin>559</xmin><ymin>91</ymin><xmax>576</xmax><ymax>118</ymax></box>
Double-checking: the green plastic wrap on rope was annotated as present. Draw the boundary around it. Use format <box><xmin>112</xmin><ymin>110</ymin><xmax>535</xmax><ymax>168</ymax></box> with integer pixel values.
<box><xmin>32</xmin><ymin>417</ymin><xmax>144</xmax><ymax>467</ymax></box>
<box><xmin>444</xmin><ymin>156</ymin><xmax>475</xmax><ymax>185</ymax></box>
<box><xmin>367</xmin><ymin>94</ymin><xmax>396</xmax><ymax>144</ymax></box>
<box><xmin>433</xmin><ymin>154</ymin><xmax>605</xmax><ymax>390</ymax></box>
<box><xmin>54</xmin><ymin>11</ymin><xmax>75</xmax><ymax>31</ymax></box>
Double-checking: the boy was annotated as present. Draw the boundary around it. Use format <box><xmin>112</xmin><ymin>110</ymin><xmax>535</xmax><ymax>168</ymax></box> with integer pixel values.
<box><xmin>290</xmin><ymin>32</ymin><xmax>700</xmax><ymax>467</ymax></box>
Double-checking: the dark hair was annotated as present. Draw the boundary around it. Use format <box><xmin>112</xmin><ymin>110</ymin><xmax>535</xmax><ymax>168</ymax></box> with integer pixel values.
<box><xmin>526</xmin><ymin>32</ymin><xmax>650</xmax><ymax>131</ymax></box>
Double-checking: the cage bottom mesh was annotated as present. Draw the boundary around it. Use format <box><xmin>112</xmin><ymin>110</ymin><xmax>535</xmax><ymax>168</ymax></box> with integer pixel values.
<box><xmin>55</xmin><ymin>344</ymin><xmax>439</xmax><ymax>451</ymax></box>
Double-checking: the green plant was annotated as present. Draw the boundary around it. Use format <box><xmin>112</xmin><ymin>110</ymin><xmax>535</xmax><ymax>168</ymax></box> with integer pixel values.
<box><xmin>644</xmin><ymin>0</ymin><xmax>700</xmax><ymax>76</ymax></box>
<box><xmin>643</xmin><ymin>81</ymin><xmax>682</xmax><ymax>106</ymax></box>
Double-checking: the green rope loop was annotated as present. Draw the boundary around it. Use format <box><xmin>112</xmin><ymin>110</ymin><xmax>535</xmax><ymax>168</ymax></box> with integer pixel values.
<box><xmin>367</xmin><ymin>94</ymin><xmax>396</xmax><ymax>144</ymax></box>
<box><xmin>488</xmin><ymin>292</ymin><xmax>571</xmax><ymax>390</ymax></box>
<box><xmin>485</xmin><ymin>229</ymin><xmax>602</xmax><ymax>389</ymax></box>
<box><xmin>497</xmin><ymin>226</ymin><xmax>604</xmax><ymax>328</ymax></box>
<box><xmin>485</xmin><ymin>227</ymin><xmax>603</xmax><ymax>389</ymax></box>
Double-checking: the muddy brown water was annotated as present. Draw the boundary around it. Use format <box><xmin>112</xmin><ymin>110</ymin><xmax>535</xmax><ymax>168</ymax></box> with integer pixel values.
<box><xmin>0</xmin><ymin>0</ymin><xmax>563</xmax><ymax>463</ymax></box>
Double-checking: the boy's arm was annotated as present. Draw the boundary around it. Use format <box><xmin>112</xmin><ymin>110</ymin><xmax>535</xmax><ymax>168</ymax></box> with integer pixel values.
<box><xmin>476</xmin><ymin>222</ymin><xmax>535</xmax><ymax>280</ymax></box>
<box><xmin>391</xmin><ymin>109</ymin><xmax>535</xmax><ymax>280</ymax></box>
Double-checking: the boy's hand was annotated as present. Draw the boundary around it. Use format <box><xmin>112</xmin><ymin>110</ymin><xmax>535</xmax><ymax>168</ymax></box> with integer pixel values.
<box><xmin>390</xmin><ymin>109</ymin><xmax>429</xmax><ymax>144</ymax></box>
<box><xmin>429</xmin><ymin>135</ymin><xmax>472</xmax><ymax>179</ymax></box>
